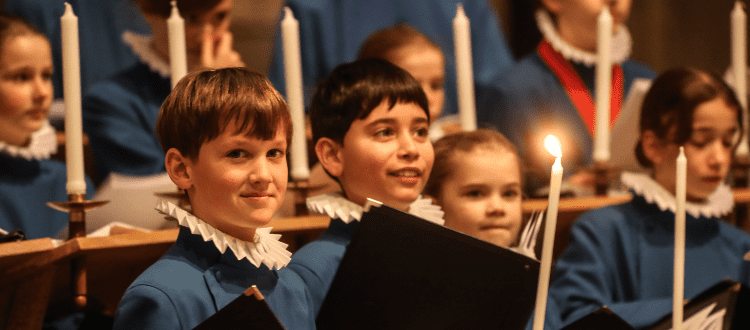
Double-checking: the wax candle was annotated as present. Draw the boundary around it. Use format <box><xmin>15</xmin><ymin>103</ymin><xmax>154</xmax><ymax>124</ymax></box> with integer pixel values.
<box><xmin>453</xmin><ymin>4</ymin><xmax>477</xmax><ymax>131</ymax></box>
<box><xmin>732</xmin><ymin>1</ymin><xmax>749</xmax><ymax>157</ymax></box>
<box><xmin>593</xmin><ymin>7</ymin><xmax>612</xmax><ymax>162</ymax></box>
<box><xmin>61</xmin><ymin>3</ymin><xmax>86</xmax><ymax>195</ymax></box>
<box><xmin>532</xmin><ymin>135</ymin><xmax>563</xmax><ymax>330</ymax></box>
<box><xmin>282</xmin><ymin>7</ymin><xmax>309</xmax><ymax>181</ymax></box>
<box><xmin>673</xmin><ymin>147</ymin><xmax>686</xmax><ymax>330</ymax></box>
<box><xmin>168</xmin><ymin>1</ymin><xmax>187</xmax><ymax>89</ymax></box>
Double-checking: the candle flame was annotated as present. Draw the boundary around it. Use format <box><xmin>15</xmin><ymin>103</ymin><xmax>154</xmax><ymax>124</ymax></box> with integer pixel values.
<box><xmin>545</xmin><ymin>135</ymin><xmax>562</xmax><ymax>158</ymax></box>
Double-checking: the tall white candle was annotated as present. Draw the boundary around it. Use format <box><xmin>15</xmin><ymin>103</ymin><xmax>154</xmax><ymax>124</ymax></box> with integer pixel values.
<box><xmin>453</xmin><ymin>4</ymin><xmax>477</xmax><ymax>131</ymax></box>
<box><xmin>61</xmin><ymin>3</ymin><xmax>86</xmax><ymax>195</ymax></box>
<box><xmin>732</xmin><ymin>1</ymin><xmax>749</xmax><ymax>157</ymax></box>
<box><xmin>673</xmin><ymin>146</ymin><xmax>686</xmax><ymax>330</ymax></box>
<box><xmin>282</xmin><ymin>7</ymin><xmax>309</xmax><ymax>181</ymax></box>
<box><xmin>593</xmin><ymin>7</ymin><xmax>613</xmax><ymax>163</ymax></box>
<box><xmin>533</xmin><ymin>135</ymin><xmax>563</xmax><ymax>330</ymax></box>
<box><xmin>168</xmin><ymin>1</ymin><xmax>187</xmax><ymax>89</ymax></box>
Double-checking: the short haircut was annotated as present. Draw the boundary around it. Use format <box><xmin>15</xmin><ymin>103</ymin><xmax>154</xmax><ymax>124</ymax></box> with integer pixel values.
<box><xmin>635</xmin><ymin>67</ymin><xmax>743</xmax><ymax>167</ymax></box>
<box><xmin>357</xmin><ymin>24</ymin><xmax>442</xmax><ymax>61</ymax></box>
<box><xmin>423</xmin><ymin>129</ymin><xmax>522</xmax><ymax>199</ymax></box>
<box><xmin>156</xmin><ymin>67</ymin><xmax>292</xmax><ymax>160</ymax></box>
<box><xmin>0</xmin><ymin>12</ymin><xmax>46</xmax><ymax>54</ymax></box>
<box><xmin>136</xmin><ymin>0</ymin><xmax>223</xmax><ymax>17</ymax></box>
<box><xmin>310</xmin><ymin>58</ymin><xmax>429</xmax><ymax>145</ymax></box>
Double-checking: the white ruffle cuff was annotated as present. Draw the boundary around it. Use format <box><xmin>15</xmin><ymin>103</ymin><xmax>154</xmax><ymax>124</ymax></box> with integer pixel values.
<box><xmin>621</xmin><ymin>172</ymin><xmax>734</xmax><ymax>219</ymax></box>
<box><xmin>0</xmin><ymin>121</ymin><xmax>57</xmax><ymax>160</ymax></box>
<box><xmin>306</xmin><ymin>192</ymin><xmax>445</xmax><ymax>225</ymax></box>
<box><xmin>156</xmin><ymin>200</ymin><xmax>292</xmax><ymax>270</ymax></box>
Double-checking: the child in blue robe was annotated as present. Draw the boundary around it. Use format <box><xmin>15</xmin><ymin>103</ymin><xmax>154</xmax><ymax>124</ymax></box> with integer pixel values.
<box><xmin>112</xmin><ymin>68</ymin><xmax>314</xmax><ymax>330</ymax></box>
<box><xmin>478</xmin><ymin>0</ymin><xmax>656</xmax><ymax>195</ymax></box>
<box><xmin>82</xmin><ymin>0</ymin><xmax>243</xmax><ymax>181</ymax></box>
<box><xmin>0</xmin><ymin>13</ymin><xmax>94</xmax><ymax>239</ymax></box>
<box><xmin>549</xmin><ymin>68</ymin><xmax>750</xmax><ymax>329</ymax></box>
<box><xmin>290</xmin><ymin>58</ymin><xmax>445</xmax><ymax>315</ymax></box>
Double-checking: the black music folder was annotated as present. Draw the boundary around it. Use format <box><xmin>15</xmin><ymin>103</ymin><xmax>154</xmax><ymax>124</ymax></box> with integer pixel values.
<box><xmin>193</xmin><ymin>285</ymin><xmax>286</xmax><ymax>330</ymax></box>
<box><xmin>317</xmin><ymin>199</ymin><xmax>540</xmax><ymax>330</ymax></box>
<box><xmin>561</xmin><ymin>307</ymin><xmax>635</xmax><ymax>330</ymax></box>
<box><xmin>650</xmin><ymin>279</ymin><xmax>749</xmax><ymax>330</ymax></box>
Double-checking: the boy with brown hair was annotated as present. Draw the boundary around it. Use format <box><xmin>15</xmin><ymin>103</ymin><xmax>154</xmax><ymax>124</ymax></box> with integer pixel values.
<box><xmin>113</xmin><ymin>68</ymin><xmax>314</xmax><ymax>330</ymax></box>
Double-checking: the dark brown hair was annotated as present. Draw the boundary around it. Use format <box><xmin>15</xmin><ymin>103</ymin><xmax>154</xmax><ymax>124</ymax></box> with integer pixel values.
<box><xmin>423</xmin><ymin>129</ymin><xmax>522</xmax><ymax>199</ymax></box>
<box><xmin>635</xmin><ymin>68</ymin><xmax>743</xmax><ymax>167</ymax></box>
<box><xmin>156</xmin><ymin>67</ymin><xmax>292</xmax><ymax>160</ymax></box>
<box><xmin>135</xmin><ymin>0</ymin><xmax>223</xmax><ymax>17</ymax></box>
<box><xmin>357</xmin><ymin>24</ymin><xmax>442</xmax><ymax>61</ymax></box>
<box><xmin>309</xmin><ymin>58</ymin><xmax>429</xmax><ymax>146</ymax></box>
<box><xmin>0</xmin><ymin>12</ymin><xmax>45</xmax><ymax>54</ymax></box>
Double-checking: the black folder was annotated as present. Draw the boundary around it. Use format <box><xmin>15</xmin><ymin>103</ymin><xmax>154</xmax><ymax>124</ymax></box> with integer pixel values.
<box><xmin>316</xmin><ymin>200</ymin><xmax>540</xmax><ymax>330</ymax></box>
<box><xmin>650</xmin><ymin>279</ymin><xmax>749</xmax><ymax>330</ymax></box>
<box><xmin>193</xmin><ymin>285</ymin><xmax>286</xmax><ymax>330</ymax></box>
<box><xmin>561</xmin><ymin>307</ymin><xmax>635</xmax><ymax>330</ymax></box>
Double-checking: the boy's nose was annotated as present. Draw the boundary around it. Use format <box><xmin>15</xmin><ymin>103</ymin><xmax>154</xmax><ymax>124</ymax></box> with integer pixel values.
<box><xmin>34</xmin><ymin>78</ymin><xmax>52</xmax><ymax>101</ymax></box>
<box><xmin>486</xmin><ymin>194</ymin><xmax>505</xmax><ymax>217</ymax></box>
<box><xmin>249</xmin><ymin>159</ymin><xmax>273</xmax><ymax>184</ymax></box>
<box><xmin>398</xmin><ymin>133</ymin><xmax>419</xmax><ymax>160</ymax></box>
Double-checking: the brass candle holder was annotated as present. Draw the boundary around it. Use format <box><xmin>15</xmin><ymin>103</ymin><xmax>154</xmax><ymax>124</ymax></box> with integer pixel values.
<box><xmin>46</xmin><ymin>193</ymin><xmax>108</xmax><ymax>309</ymax></box>
<box><xmin>593</xmin><ymin>161</ymin><xmax>614</xmax><ymax>196</ymax></box>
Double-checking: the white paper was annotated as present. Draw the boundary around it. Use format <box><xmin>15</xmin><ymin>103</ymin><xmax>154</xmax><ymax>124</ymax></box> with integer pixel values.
<box><xmin>609</xmin><ymin>78</ymin><xmax>652</xmax><ymax>172</ymax></box>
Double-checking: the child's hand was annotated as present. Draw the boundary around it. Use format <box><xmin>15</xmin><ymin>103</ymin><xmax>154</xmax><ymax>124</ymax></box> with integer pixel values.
<box><xmin>200</xmin><ymin>25</ymin><xmax>245</xmax><ymax>69</ymax></box>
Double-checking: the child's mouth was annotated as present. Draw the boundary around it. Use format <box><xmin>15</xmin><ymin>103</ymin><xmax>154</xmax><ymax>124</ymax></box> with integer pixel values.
<box><xmin>389</xmin><ymin>169</ymin><xmax>421</xmax><ymax>183</ymax></box>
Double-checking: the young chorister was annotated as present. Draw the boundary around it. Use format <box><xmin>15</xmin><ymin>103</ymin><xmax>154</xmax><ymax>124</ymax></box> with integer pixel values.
<box><xmin>550</xmin><ymin>68</ymin><xmax>750</xmax><ymax>329</ymax></box>
<box><xmin>113</xmin><ymin>68</ymin><xmax>315</xmax><ymax>330</ymax></box>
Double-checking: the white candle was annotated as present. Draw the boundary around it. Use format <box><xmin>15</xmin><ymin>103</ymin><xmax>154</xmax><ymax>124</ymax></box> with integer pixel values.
<box><xmin>453</xmin><ymin>4</ymin><xmax>477</xmax><ymax>131</ymax></box>
<box><xmin>673</xmin><ymin>146</ymin><xmax>686</xmax><ymax>330</ymax></box>
<box><xmin>168</xmin><ymin>1</ymin><xmax>187</xmax><ymax>89</ymax></box>
<box><xmin>593</xmin><ymin>7</ymin><xmax>613</xmax><ymax>163</ymax></box>
<box><xmin>732</xmin><ymin>1</ymin><xmax>749</xmax><ymax>157</ymax></box>
<box><xmin>61</xmin><ymin>3</ymin><xmax>86</xmax><ymax>195</ymax></box>
<box><xmin>281</xmin><ymin>7</ymin><xmax>309</xmax><ymax>181</ymax></box>
<box><xmin>532</xmin><ymin>135</ymin><xmax>563</xmax><ymax>330</ymax></box>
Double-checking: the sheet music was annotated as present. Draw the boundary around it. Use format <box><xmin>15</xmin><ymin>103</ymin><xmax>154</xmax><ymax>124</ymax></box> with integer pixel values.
<box><xmin>610</xmin><ymin>78</ymin><xmax>652</xmax><ymax>172</ymax></box>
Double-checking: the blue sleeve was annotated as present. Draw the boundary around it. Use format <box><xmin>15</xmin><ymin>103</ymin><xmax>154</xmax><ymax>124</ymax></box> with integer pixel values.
<box><xmin>82</xmin><ymin>81</ymin><xmax>165</xmax><ymax>181</ymax></box>
<box><xmin>113</xmin><ymin>285</ymin><xmax>183</xmax><ymax>330</ymax></box>
<box><xmin>287</xmin><ymin>240</ymin><xmax>345</xmax><ymax>316</ymax></box>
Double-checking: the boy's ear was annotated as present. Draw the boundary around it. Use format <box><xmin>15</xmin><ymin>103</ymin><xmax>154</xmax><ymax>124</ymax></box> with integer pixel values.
<box><xmin>315</xmin><ymin>137</ymin><xmax>344</xmax><ymax>178</ymax></box>
<box><xmin>641</xmin><ymin>130</ymin><xmax>664</xmax><ymax>165</ymax></box>
<box><xmin>165</xmin><ymin>148</ymin><xmax>193</xmax><ymax>190</ymax></box>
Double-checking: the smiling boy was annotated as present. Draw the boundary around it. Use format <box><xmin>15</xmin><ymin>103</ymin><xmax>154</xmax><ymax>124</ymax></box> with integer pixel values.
<box><xmin>113</xmin><ymin>68</ymin><xmax>314</xmax><ymax>330</ymax></box>
<box><xmin>290</xmin><ymin>58</ymin><xmax>444</xmax><ymax>315</ymax></box>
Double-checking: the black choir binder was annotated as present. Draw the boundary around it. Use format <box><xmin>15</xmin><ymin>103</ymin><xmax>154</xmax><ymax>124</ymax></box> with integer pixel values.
<box><xmin>193</xmin><ymin>285</ymin><xmax>286</xmax><ymax>330</ymax></box>
<box><xmin>561</xmin><ymin>307</ymin><xmax>635</xmax><ymax>330</ymax></box>
<box><xmin>650</xmin><ymin>279</ymin><xmax>749</xmax><ymax>330</ymax></box>
<box><xmin>316</xmin><ymin>199</ymin><xmax>540</xmax><ymax>330</ymax></box>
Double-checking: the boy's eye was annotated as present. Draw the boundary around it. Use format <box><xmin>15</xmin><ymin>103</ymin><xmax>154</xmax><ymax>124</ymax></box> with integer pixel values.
<box><xmin>267</xmin><ymin>149</ymin><xmax>285</xmax><ymax>158</ymax></box>
<box><xmin>430</xmin><ymin>80</ymin><xmax>444</xmax><ymax>91</ymax></box>
<box><xmin>414</xmin><ymin>127</ymin><xmax>429</xmax><ymax>138</ymax></box>
<box><xmin>502</xmin><ymin>189</ymin><xmax>521</xmax><ymax>199</ymax></box>
<box><xmin>12</xmin><ymin>73</ymin><xmax>30</xmax><ymax>82</ymax></box>
<box><xmin>464</xmin><ymin>190</ymin><xmax>484</xmax><ymax>198</ymax></box>
<box><xmin>374</xmin><ymin>128</ymin><xmax>394</xmax><ymax>137</ymax></box>
<box><xmin>226</xmin><ymin>149</ymin><xmax>247</xmax><ymax>158</ymax></box>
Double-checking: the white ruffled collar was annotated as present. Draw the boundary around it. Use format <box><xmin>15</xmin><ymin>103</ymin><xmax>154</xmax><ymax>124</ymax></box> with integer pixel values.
<box><xmin>156</xmin><ymin>200</ymin><xmax>292</xmax><ymax>270</ymax></box>
<box><xmin>306</xmin><ymin>192</ymin><xmax>445</xmax><ymax>225</ymax></box>
<box><xmin>620</xmin><ymin>172</ymin><xmax>734</xmax><ymax>219</ymax></box>
<box><xmin>122</xmin><ymin>31</ymin><xmax>171</xmax><ymax>79</ymax></box>
<box><xmin>0</xmin><ymin>121</ymin><xmax>57</xmax><ymax>160</ymax></box>
<box><xmin>536</xmin><ymin>9</ymin><xmax>632</xmax><ymax>67</ymax></box>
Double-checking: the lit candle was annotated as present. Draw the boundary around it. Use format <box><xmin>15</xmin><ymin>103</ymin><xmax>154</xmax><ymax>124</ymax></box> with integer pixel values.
<box><xmin>281</xmin><ymin>7</ymin><xmax>309</xmax><ymax>180</ymax></box>
<box><xmin>61</xmin><ymin>3</ymin><xmax>86</xmax><ymax>195</ymax></box>
<box><xmin>593</xmin><ymin>7</ymin><xmax>612</xmax><ymax>162</ymax></box>
<box><xmin>732</xmin><ymin>1</ymin><xmax>749</xmax><ymax>156</ymax></box>
<box><xmin>673</xmin><ymin>146</ymin><xmax>686</xmax><ymax>330</ymax></box>
<box><xmin>168</xmin><ymin>1</ymin><xmax>187</xmax><ymax>89</ymax></box>
<box><xmin>532</xmin><ymin>135</ymin><xmax>563</xmax><ymax>330</ymax></box>
<box><xmin>453</xmin><ymin>4</ymin><xmax>477</xmax><ymax>131</ymax></box>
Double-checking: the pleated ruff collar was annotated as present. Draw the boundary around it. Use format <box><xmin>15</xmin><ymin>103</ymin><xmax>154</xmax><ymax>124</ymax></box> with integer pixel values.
<box><xmin>156</xmin><ymin>200</ymin><xmax>292</xmax><ymax>270</ymax></box>
<box><xmin>306</xmin><ymin>192</ymin><xmax>445</xmax><ymax>225</ymax></box>
<box><xmin>0</xmin><ymin>121</ymin><xmax>57</xmax><ymax>160</ymax></box>
<box><xmin>536</xmin><ymin>9</ymin><xmax>632</xmax><ymax>67</ymax></box>
<box><xmin>620</xmin><ymin>172</ymin><xmax>734</xmax><ymax>219</ymax></box>
<box><xmin>122</xmin><ymin>31</ymin><xmax>171</xmax><ymax>79</ymax></box>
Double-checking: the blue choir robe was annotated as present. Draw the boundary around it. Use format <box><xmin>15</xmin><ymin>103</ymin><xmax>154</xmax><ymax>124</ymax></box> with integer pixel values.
<box><xmin>3</xmin><ymin>0</ymin><xmax>149</xmax><ymax>99</ymax></box>
<box><xmin>82</xmin><ymin>62</ymin><xmax>170</xmax><ymax>181</ymax></box>
<box><xmin>266</xmin><ymin>0</ymin><xmax>515</xmax><ymax>117</ymax></box>
<box><xmin>477</xmin><ymin>47</ymin><xmax>655</xmax><ymax>192</ymax></box>
<box><xmin>114</xmin><ymin>225</ymin><xmax>316</xmax><ymax>330</ymax></box>
<box><xmin>549</xmin><ymin>193</ymin><xmax>750</xmax><ymax>329</ymax></box>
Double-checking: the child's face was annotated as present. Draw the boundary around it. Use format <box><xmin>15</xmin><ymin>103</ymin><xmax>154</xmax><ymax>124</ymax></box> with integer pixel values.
<box><xmin>183</xmin><ymin>120</ymin><xmax>287</xmax><ymax>241</ymax></box>
<box><xmin>547</xmin><ymin>0</ymin><xmax>631</xmax><ymax>51</ymax></box>
<box><xmin>436</xmin><ymin>148</ymin><xmax>522</xmax><ymax>247</ymax></box>
<box><xmin>338</xmin><ymin>101</ymin><xmax>433</xmax><ymax>211</ymax></box>
<box><xmin>0</xmin><ymin>35</ymin><xmax>53</xmax><ymax>146</ymax></box>
<box><xmin>654</xmin><ymin>97</ymin><xmax>738</xmax><ymax>201</ymax></box>
<box><xmin>183</xmin><ymin>0</ymin><xmax>233</xmax><ymax>59</ymax></box>
<box><xmin>388</xmin><ymin>45</ymin><xmax>445</xmax><ymax>121</ymax></box>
